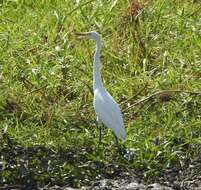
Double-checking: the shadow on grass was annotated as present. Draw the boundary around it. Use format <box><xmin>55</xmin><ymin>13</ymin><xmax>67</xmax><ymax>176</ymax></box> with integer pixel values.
<box><xmin>0</xmin><ymin>133</ymin><xmax>127</xmax><ymax>189</ymax></box>
<box><xmin>1</xmin><ymin>132</ymin><xmax>201</xmax><ymax>190</ymax></box>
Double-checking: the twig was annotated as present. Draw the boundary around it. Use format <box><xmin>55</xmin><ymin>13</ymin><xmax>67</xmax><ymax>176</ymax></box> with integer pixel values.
<box><xmin>74</xmin><ymin>65</ymin><xmax>90</xmax><ymax>78</ymax></box>
<box><xmin>120</xmin><ymin>84</ymin><xmax>147</xmax><ymax>106</ymax></box>
<box><xmin>26</xmin><ymin>84</ymin><xmax>48</xmax><ymax>95</ymax></box>
<box><xmin>67</xmin><ymin>0</ymin><xmax>96</xmax><ymax>15</ymax></box>
<box><xmin>0</xmin><ymin>185</ymin><xmax>22</xmax><ymax>190</ymax></box>
<box><xmin>123</xmin><ymin>89</ymin><xmax>201</xmax><ymax>113</ymax></box>
<box><xmin>79</xmin><ymin>79</ymin><xmax>94</xmax><ymax>96</ymax></box>
<box><xmin>187</xmin><ymin>5</ymin><xmax>201</xmax><ymax>17</ymax></box>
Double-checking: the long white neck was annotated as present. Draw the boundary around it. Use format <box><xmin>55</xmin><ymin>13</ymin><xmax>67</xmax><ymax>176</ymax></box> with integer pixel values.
<box><xmin>93</xmin><ymin>39</ymin><xmax>103</xmax><ymax>90</ymax></box>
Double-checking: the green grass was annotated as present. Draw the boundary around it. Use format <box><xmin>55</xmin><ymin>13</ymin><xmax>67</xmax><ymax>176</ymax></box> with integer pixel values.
<box><xmin>0</xmin><ymin>0</ymin><xmax>201</xmax><ymax>188</ymax></box>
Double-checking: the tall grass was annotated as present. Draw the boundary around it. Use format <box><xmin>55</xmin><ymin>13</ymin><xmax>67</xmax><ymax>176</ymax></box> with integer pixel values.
<box><xmin>0</xmin><ymin>0</ymin><xmax>201</xmax><ymax>188</ymax></box>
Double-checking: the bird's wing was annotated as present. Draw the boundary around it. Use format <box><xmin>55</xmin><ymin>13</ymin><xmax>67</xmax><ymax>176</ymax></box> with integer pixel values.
<box><xmin>93</xmin><ymin>89</ymin><xmax>126</xmax><ymax>140</ymax></box>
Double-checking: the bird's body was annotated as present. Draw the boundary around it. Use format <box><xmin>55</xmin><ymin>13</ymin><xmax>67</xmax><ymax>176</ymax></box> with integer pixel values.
<box><xmin>75</xmin><ymin>31</ymin><xmax>126</xmax><ymax>141</ymax></box>
<box><xmin>93</xmin><ymin>88</ymin><xmax>126</xmax><ymax>139</ymax></box>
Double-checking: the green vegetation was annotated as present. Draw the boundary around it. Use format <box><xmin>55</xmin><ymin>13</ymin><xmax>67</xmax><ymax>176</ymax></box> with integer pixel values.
<box><xmin>0</xmin><ymin>0</ymin><xmax>201</xmax><ymax>188</ymax></box>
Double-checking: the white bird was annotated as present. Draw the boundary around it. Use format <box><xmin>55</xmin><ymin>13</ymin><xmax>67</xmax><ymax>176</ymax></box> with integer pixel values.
<box><xmin>75</xmin><ymin>31</ymin><xmax>126</xmax><ymax>144</ymax></box>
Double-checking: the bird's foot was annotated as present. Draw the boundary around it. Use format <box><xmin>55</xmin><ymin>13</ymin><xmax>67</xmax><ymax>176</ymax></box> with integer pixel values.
<box><xmin>112</xmin><ymin>142</ymin><xmax>125</xmax><ymax>155</ymax></box>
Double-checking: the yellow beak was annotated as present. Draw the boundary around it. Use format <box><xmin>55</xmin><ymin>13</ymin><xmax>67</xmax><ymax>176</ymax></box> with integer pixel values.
<box><xmin>74</xmin><ymin>32</ymin><xmax>88</xmax><ymax>39</ymax></box>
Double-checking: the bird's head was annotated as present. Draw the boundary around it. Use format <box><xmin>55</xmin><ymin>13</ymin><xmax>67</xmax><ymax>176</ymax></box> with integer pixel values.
<box><xmin>74</xmin><ymin>31</ymin><xmax>100</xmax><ymax>42</ymax></box>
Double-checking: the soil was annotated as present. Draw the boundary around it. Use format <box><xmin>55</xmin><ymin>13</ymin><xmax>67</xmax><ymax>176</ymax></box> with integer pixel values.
<box><xmin>0</xmin><ymin>134</ymin><xmax>201</xmax><ymax>190</ymax></box>
<box><xmin>1</xmin><ymin>158</ymin><xmax>201</xmax><ymax>190</ymax></box>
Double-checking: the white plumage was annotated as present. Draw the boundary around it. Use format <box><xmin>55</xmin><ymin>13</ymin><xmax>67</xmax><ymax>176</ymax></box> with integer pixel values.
<box><xmin>93</xmin><ymin>89</ymin><xmax>126</xmax><ymax>139</ymax></box>
<box><xmin>75</xmin><ymin>31</ymin><xmax>126</xmax><ymax>140</ymax></box>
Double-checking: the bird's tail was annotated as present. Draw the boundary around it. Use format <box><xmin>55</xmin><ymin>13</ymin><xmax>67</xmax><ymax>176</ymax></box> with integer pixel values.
<box><xmin>115</xmin><ymin>125</ymin><xmax>126</xmax><ymax>140</ymax></box>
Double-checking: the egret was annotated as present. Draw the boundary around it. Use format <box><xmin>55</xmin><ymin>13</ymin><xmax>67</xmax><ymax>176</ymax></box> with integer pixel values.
<box><xmin>75</xmin><ymin>31</ymin><xmax>126</xmax><ymax>145</ymax></box>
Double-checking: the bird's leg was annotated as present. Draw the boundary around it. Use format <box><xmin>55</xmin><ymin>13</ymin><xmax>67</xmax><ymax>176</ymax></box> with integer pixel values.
<box><xmin>99</xmin><ymin>124</ymin><xmax>102</xmax><ymax>144</ymax></box>
<box><xmin>113</xmin><ymin>132</ymin><xmax>121</xmax><ymax>151</ymax></box>
<box><xmin>113</xmin><ymin>133</ymin><xmax>119</xmax><ymax>147</ymax></box>
<box><xmin>113</xmin><ymin>133</ymin><xmax>125</xmax><ymax>155</ymax></box>
<box><xmin>97</xmin><ymin>116</ymin><xmax>102</xmax><ymax>143</ymax></box>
